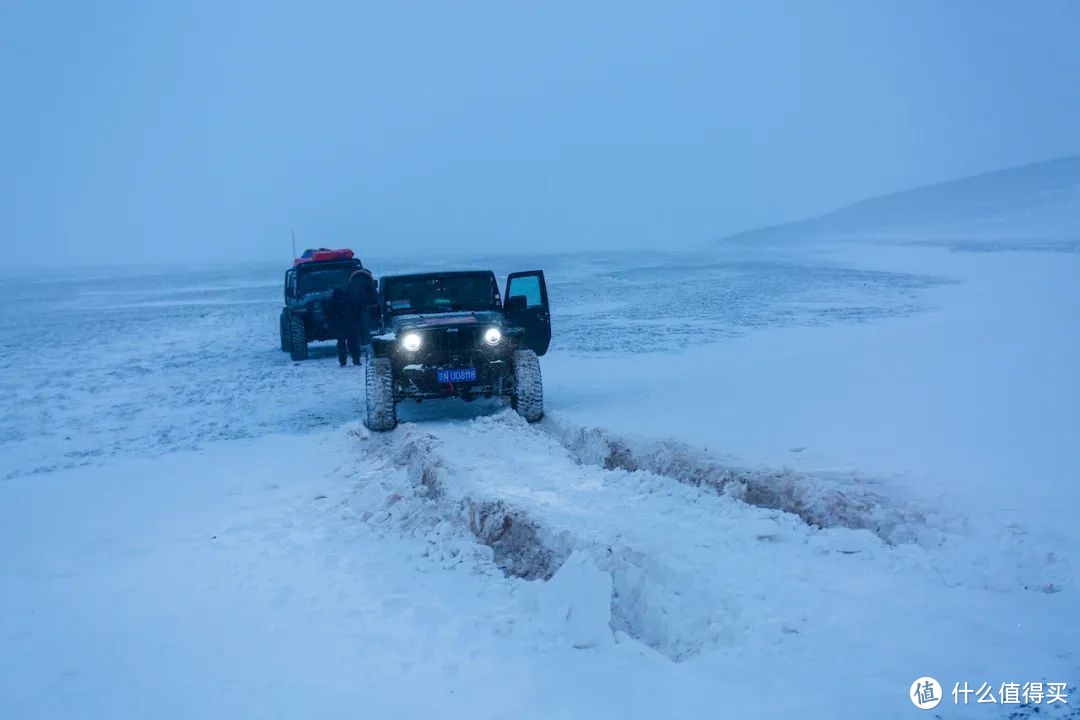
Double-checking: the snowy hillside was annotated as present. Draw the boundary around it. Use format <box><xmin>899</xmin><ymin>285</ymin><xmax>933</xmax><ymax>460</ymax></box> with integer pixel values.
<box><xmin>723</xmin><ymin>155</ymin><xmax>1080</xmax><ymax>250</ymax></box>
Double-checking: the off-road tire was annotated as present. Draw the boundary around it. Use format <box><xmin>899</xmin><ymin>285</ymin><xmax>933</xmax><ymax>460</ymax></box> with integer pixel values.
<box><xmin>364</xmin><ymin>354</ymin><xmax>397</xmax><ymax>431</ymax></box>
<box><xmin>279</xmin><ymin>311</ymin><xmax>291</xmax><ymax>352</ymax></box>
<box><xmin>289</xmin><ymin>315</ymin><xmax>308</xmax><ymax>361</ymax></box>
<box><xmin>511</xmin><ymin>349</ymin><xmax>544</xmax><ymax>422</ymax></box>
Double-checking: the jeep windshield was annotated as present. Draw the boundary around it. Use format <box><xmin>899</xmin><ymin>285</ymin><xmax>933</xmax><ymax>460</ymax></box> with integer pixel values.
<box><xmin>298</xmin><ymin>266</ymin><xmax>355</xmax><ymax>295</ymax></box>
<box><xmin>381</xmin><ymin>272</ymin><xmax>498</xmax><ymax>316</ymax></box>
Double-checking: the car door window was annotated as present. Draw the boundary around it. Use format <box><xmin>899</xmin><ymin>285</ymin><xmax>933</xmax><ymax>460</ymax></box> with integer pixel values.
<box><xmin>507</xmin><ymin>274</ymin><xmax>543</xmax><ymax>308</ymax></box>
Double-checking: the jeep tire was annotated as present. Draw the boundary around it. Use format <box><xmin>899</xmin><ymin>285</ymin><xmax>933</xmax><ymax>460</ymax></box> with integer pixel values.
<box><xmin>511</xmin><ymin>349</ymin><xmax>544</xmax><ymax>422</ymax></box>
<box><xmin>364</xmin><ymin>354</ymin><xmax>397</xmax><ymax>431</ymax></box>
<box><xmin>279</xmin><ymin>311</ymin><xmax>291</xmax><ymax>352</ymax></box>
<box><xmin>289</xmin><ymin>314</ymin><xmax>309</xmax><ymax>361</ymax></box>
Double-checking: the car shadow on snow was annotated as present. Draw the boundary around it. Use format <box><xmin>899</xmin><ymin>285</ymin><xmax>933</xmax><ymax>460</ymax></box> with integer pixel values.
<box><xmin>287</xmin><ymin>343</ymin><xmax>342</xmax><ymax>361</ymax></box>
<box><xmin>396</xmin><ymin>397</ymin><xmax>509</xmax><ymax>425</ymax></box>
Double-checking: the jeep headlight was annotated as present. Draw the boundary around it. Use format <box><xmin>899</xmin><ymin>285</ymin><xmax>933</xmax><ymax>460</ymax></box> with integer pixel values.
<box><xmin>483</xmin><ymin>327</ymin><xmax>502</xmax><ymax>346</ymax></box>
<box><xmin>400</xmin><ymin>332</ymin><xmax>422</xmax><ymax>352</ymax></box>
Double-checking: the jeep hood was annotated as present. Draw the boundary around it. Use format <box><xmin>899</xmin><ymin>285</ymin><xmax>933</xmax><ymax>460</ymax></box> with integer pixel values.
<box><xmin>385</xmin><ymin>310</ymin><xmax>504</xmax><ymax>334</ymax></box>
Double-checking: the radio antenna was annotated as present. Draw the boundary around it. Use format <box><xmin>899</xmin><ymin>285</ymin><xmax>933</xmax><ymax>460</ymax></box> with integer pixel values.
<box><xmin>290</xmin><ymin>228</ymin><xmax>297</xmax><ymax>261</ymax></box>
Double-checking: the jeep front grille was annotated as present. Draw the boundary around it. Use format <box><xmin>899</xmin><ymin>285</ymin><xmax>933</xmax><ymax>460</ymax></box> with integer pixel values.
<box><xmin>422</xmin><ymin>327</ymin><xmax>481</xmax><ymax>354</ymax></box>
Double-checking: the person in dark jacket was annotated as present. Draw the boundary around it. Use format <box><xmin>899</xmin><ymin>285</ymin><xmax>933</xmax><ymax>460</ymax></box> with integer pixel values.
<box><xmin>328</xmin><ymin>287</ymin><xmax>358</xmax><ymax>366</ymax></box>
<box><xmin>329</xmin><ymin>269</ymin><xmax>378</xmax><ymax>366</ymax></box>
<box><xmin>347</xmin><ymin>268</ymin><xmax>379</xmax><ymax>341</ymax></box>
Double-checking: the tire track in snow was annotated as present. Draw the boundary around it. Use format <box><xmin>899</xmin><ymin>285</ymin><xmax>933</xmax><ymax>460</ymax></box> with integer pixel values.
<box><xmin>351</xmin><ymin>411</ymin><xmax>928</xmax><ymax>662</ymax></box>
<box><xmin>541</xmin><ymin>416</ymin><xmax>930</xmax><ymax>546</ymax></box>
<box><xmin>536</xmin><ymin>416</ymin><xmax>1075</xmax><ymax>597</ymax></box>
<box><xmin>373</xmin><ymin>426</ymin><xmax>567</xmax><ymax>581</ymax></box>
<box><xmin>358</xmin><ymin>420</ymin><xmax>723</xmax><ymax>659</ymax></box>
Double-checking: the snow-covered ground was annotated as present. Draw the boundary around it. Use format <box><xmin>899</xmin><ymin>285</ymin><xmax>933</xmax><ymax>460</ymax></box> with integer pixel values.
<box><xmin>1</xmin><ymin>240</ymin><xmax>1078</xmax><ymax>718</ymax></box>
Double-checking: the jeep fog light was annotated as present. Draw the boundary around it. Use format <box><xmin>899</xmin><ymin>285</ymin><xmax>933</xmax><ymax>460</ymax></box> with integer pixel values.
<box><xmin>483</xmin><ymin>327</ymin><xmax>502</xmax><ymax>346</ymax></box>
<box><xmin>401</xmin><ymin>332</ymin><xmax>422</xmax><ymax>352</ymax></box>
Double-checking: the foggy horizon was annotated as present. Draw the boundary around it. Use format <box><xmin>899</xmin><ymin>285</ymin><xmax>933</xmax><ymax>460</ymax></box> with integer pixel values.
<box><xmin>3</xmin><ymin>1</ymin><xmax>1079</xmax><ymax>267</ymax></box>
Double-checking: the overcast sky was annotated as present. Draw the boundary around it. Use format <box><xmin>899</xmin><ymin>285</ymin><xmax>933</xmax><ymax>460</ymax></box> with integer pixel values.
<box><xmin>2</xmin><ymin>0</ymin><xmax>1079</xmax><ymax>266</ymax></box>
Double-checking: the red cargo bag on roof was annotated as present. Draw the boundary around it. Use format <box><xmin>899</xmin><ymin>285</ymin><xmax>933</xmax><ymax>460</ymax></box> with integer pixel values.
<box><xmin>294</xmin><ymin>248</ymin><xmax>355</xmax><ymax>266</ymax></box>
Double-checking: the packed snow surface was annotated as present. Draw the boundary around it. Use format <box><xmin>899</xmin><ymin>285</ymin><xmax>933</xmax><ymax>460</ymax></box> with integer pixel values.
<box><xmin>1</xmin><ymin>241</ymin><xmax>1078</xmax><ymax>719</ymax></box>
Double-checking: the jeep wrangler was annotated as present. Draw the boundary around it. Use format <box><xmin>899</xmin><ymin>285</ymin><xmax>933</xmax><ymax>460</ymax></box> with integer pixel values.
<box><xmin>363</xmin><ymin>269</ymin><xmax>551</xmax><ymax>431</ymax></box>
<box><xmin>279</xmin><ymin>248</ymin><xmax>364</xmax><ymax>361</ymax></box>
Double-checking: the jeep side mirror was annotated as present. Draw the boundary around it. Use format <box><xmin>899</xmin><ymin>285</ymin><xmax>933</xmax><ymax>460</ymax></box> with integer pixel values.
<box><xmin>504</xmin><ymin>295</ymin><xmax>527</xmax><ymax>312</ymax></box>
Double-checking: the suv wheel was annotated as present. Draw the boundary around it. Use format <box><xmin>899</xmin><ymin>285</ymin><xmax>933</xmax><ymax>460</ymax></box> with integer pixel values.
<box><xmin>289</xmin><ymin>314</ymin><xmax>308</xmax><ymax>361</ymax></box>
<box><xmin>511</xmin><ymin>349</ymin><xmax>544</xmax><ymax>422</ymax></box>
<box><xmin>279</xmin><ymin>311</ymin><xmax>291</xmax><ymax>352</ymax></box>
<box><xmin>364</xmin><ymin>354</ymin><xmax>397</xmax><ymax>431</ymax></box>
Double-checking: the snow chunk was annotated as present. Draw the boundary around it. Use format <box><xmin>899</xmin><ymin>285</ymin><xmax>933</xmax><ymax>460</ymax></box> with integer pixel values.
<box><xmin>535</xmin><ymin>551</ymin><xmax>613</xmax><ymax>650</ymax></box>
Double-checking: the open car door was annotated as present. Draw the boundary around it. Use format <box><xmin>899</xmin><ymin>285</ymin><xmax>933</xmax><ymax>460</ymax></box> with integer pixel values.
<box><xmin>504</xmin><ymin>270</ymin><xmax>551</xmax><ymax>356</ymax></box>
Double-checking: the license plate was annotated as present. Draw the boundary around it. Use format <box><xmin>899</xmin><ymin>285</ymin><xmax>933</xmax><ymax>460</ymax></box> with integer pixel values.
<box><xmin>437</xmin><ymin>368</ymin><xmax>477</xmax><ymax>383</ymax></box>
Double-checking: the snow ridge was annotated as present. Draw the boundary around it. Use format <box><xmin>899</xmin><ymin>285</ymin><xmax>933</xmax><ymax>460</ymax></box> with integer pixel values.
<box><xmin>384</xmin><ymin>427</ymin><xmax>568</xmax><ymax>580</ymax></box>
<box><xmin>721</xmin><ymin>154</ymin><xmax>1080</xmax><ymax>249</ymax></box>
<box><xmin>360</xmin><ymin>420</ymin><xmax>740</xmax><ymax>660</ymax></box>
<box><xmin>544</xmin><ymin>417</ymin><xmax>928</xmax><ymax>546</ymax></box>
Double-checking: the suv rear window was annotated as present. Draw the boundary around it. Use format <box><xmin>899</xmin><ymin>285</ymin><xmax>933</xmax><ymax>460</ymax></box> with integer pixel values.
<box><xmin>298</xmin><ymin>267</ymin><xmax>355</xmax><ymax>295</ymax></box>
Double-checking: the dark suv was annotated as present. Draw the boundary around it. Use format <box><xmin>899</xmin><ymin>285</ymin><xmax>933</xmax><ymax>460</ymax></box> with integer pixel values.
<box><xmin>279</xmin><ymin>249</ymin><xmax>363</xmax><ymax>361</ymax></box>
<box><xmin>364</xmin><ymin>269</ymin><xmax>551</xmax><ymax>431</ymax></box>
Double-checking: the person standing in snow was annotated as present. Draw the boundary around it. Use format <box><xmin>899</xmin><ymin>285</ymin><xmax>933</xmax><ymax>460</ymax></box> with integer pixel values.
<box><xmin>329</xmin><ymin>269</ymin><xmax>378</xmax><ymax>367</ymax></box>
<box><xmin>348</xmin><ymin>268</ymin><xmax>379</xmax><ymax>342</ymax></box>
<box><xmin>328</xmin><ymin>286</ymin><xmax>358</xmax><ymax>367</ymax></box>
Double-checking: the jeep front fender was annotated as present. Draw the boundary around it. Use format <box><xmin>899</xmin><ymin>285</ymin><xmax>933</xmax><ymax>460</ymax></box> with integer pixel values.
<box><xmin>370</xmin><ymin>337</ymin><xmax>396</xmax><ymax>358</ymax></box>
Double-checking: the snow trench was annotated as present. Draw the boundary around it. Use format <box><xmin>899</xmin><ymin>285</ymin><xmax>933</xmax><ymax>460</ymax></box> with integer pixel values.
<box><xmin>543</xmin><ymin>417</ymin><xmax>927</xmax><ymax>546</ymax></box>
<box><xmin>375</xmin><ymin>427</ymin><xmax>711</xmax><ymax>660</ymax></box>
<box><xmin>387</xmin><ymin>429</ymin><xmax>567</xmax><ymax>581</ymax></box>
<box><xmin>354</xmin><ymin>414</ymin><xmax>935</xmax><ymax>660</ymax></box>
